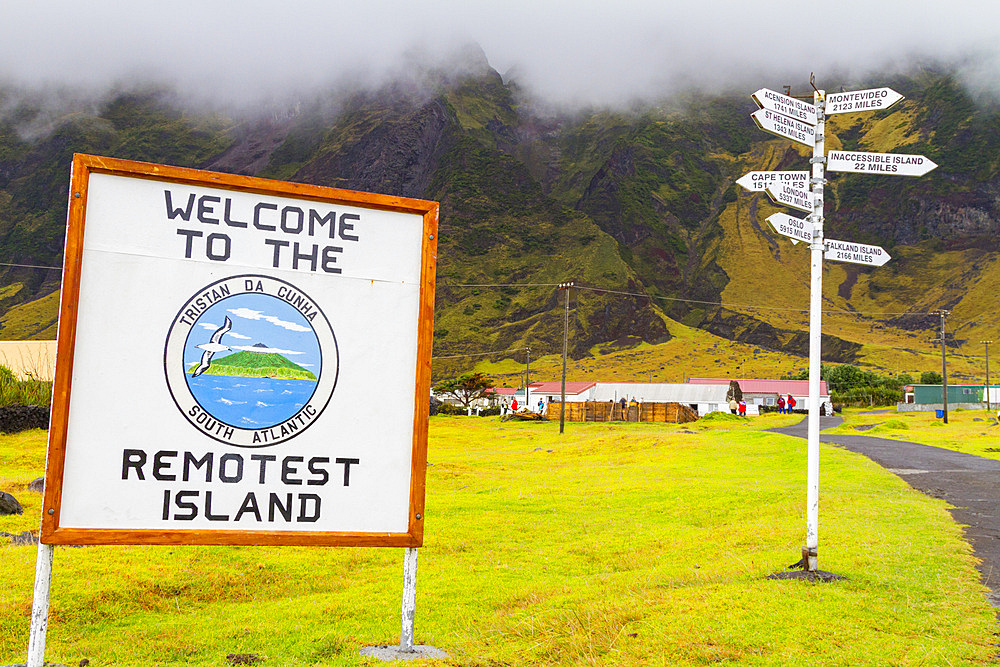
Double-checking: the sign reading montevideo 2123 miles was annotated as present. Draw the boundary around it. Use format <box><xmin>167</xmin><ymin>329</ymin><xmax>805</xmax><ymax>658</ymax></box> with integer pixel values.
<box><xmin>43</xmin><ymin>154</ymin><xmax>438</xmax><ymax>546</ymax></box>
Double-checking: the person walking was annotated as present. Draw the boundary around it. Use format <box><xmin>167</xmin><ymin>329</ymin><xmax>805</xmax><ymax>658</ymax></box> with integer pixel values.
<box><xmin>511</xmin><ymin>397</ymin><xmax>519</xmax><ymax>412</ymax></box>
<box><xmin>729</xmin><ymin>397</ymin><xmax>738</xmax><ymax>415</ymax></box>
<box><xmin>738</xmin><ymin>400</ymin><xmax>746</xmax><ymax>416</ymax></box>
<box><xmin>787</xmin><ymin>394</ymin><xmax>797</xmax><ymax>413</ymax></box>
<box><xmin>777</xmin><ymin>396</ymin><xmax>786</xmax><ymax>414</ymax></box>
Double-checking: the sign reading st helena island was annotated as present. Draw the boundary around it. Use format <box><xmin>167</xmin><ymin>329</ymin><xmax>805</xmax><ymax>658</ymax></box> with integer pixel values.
<box><xmin>43</xmin><ymin>154</ymin><xmax>438</xmax><ymax>546</ymax></box>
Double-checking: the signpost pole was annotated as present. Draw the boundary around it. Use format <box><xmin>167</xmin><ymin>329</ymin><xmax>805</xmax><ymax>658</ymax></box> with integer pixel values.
<box><xmin>400</xmin><ymin>547</ymin><xmax>418</xmax><ymax>652</ymax></box>
<box><xmin>559</xmin><ymin>282</ymin><xmax>573</xmax><ymax>434</ymax></box>
<box><xmin>804</xmin><ymin>86</ymin><xmax>826</xmax><ymax>573</ymax></box>
<box><xmin>983</xmin><ymin>340</ymin><xmax>992</xmax><ymax>414</ymax></box>
<box><xmin>26</xmin><ymin>543</ymin><xmax>54</xmax><ymax>667</ymax></box>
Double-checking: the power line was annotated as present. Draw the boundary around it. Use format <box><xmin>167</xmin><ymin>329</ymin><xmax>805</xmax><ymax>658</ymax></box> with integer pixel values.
<box><xmin>0</xmin><ymin>261</ymin><xmax>61</xmax><ymax>270</ymax></box>
<box><xmin>432</xmin><ymin>346</ymin><xmax>530</xmax><ymax>360</ymax></box>
<box><xmin>441</xmin><ymin>283</ymin><xmax>560</xmax><ymax>288</ymax></box>
<box><xmin>574</xmin><ymin>284</ymin><xmax>935</xmax><ymax>318</ymax></box>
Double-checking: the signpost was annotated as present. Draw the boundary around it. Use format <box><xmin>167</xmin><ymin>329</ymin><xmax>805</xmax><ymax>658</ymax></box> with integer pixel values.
<box><xmin>28</xmin><ymin>154</ymin><xmax>440</xmax><ymax>665</ymax></box>
<box><xmin>736</xmin><ymin>170</ymin><xmax>809</xmax><ymax>192</ymax></box>
<box><xmin>826</xmin><ymin>150</ymin><xmax>938</xmax><ymax>177</ymax></box>
<box><xmin>766</xmin><ymin>182</ymin><xmax>812</xmax><ymax>213</ymax></box>
<box><xmin>826</xmin><ymin>87</ymin><xmax>903</xmax><ymax>114</ymax></box>
<box><xmin>767</xmin><ymin>212</ymin><xmax>813</xmax><ymax>244</ymax></box>
<box><xmin>744</xmin><ymin>79</ymin><xmax>936</xmax><ymax>575</ymax></box>
<box><xmin>752</xmin><ymin>88</ymin><xmax>818</xmax><ymax>125</ymax></box>
<box><xmin>824</xmin><ymin>239</ymin><xmax>891</xmax><ymax>266</ymax></box>
<box><xmin>750</xmin><ymin>108</ymin><xmax>815</xmax><ymax>146</ymax></box>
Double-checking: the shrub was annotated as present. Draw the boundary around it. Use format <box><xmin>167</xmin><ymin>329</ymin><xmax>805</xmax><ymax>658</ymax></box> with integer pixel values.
<box><xmin>0</xmin><ymin>365</ymin><xmax>52</xmax><ymax>408</ymax></box>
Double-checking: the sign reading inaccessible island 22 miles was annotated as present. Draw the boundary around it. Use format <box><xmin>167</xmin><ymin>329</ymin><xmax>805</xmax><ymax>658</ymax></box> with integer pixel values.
<box><xmin>42</xmin><ymin>154</ymin><xmax>439</xmax><ymax>547</ymax></box>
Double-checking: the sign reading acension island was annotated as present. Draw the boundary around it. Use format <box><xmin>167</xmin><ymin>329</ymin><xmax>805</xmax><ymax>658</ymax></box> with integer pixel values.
<box><xmin>43</xmin><ymin>154</ymin><xmax>439</xmax><ymax>547</ymax></box>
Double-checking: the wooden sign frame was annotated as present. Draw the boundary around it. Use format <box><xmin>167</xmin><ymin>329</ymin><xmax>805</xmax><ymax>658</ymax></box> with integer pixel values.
<box><xmin>41</xmin><ymin>154</ymin><xmax>438</xmax><ymax>547</ymax></box>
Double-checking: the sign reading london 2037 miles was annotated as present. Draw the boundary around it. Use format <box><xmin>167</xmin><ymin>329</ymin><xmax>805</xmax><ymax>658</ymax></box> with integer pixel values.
<box><xmin>42</xmin><ymin>154</ymin><xmax>438</xmax><ymax>546</ymax></box>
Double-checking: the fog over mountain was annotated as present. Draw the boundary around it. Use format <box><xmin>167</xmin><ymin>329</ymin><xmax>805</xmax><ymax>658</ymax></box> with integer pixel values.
<box><xmin>2</xmin><ymin>0</ymin><xmax>1000</xmax><ymax>109</ymax></box>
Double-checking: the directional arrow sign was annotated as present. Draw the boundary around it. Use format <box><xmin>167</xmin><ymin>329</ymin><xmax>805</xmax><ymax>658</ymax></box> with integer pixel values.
<box><xmin>752</xmin><ymin>88</ymin><xmax>818</xmax><ymax>125</ymax></box>
<box><xmin>766</xmin><ymin>182</ymin><xmax>812</xmax><ymax>213</ymax></box>
<box><xmin>751</xmin><ymin>108</ymin><xmax>815</xmax><ymax>147</ymax></box>
<box><xmin>826</xmin><ymin>88</ymin><xmax>903</xmax><ymax>114</ymax></box>
<box><xmin>826</xmin><ymin>150</ymin><xmax>938</xmax><ymax>177</ymax></box>
<box><xmin>736</xmin><ymin>170</ymin><xmax>809</xmax><ymax>192</ymax></box>
<box><xmin>766</xmin><ymin>212</ymin><xmax>814</xmax><ymax>245</ymax></box>
<box><xmin>825</xmin><ymin>239</ymin><xmax>891</xmax><ymax>266</ymax></box>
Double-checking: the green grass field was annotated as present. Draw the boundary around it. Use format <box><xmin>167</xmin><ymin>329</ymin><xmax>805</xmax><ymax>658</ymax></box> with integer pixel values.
<box><xmin>1</xmin><ymin>416</ymin><xmax>997</xmax><ymax>665</ymax></box>
<box><xmin>831</xmin><ymin>407</ymin><xmax>1000</xmax><ymax>461</ymax></box>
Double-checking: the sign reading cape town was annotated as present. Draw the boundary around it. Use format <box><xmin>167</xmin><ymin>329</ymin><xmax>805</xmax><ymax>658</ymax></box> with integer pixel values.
<box><xmin>42</xmin><ymin>154</ymin><xmax>438</xmax><ymax>547</ymax></box>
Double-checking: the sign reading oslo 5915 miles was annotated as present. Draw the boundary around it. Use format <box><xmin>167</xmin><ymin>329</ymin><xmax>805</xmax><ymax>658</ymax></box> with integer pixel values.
<box><xmin>43</xmin><ymin>155</ymin><xmax>438</xmax><ymax>547</ymax></box>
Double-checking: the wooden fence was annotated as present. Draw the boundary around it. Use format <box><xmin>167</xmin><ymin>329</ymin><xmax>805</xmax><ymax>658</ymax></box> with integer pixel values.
<box><xmin>545</xmin><ymin>401</ymin><xmax>698</xmax><ymax>424</ymax></box>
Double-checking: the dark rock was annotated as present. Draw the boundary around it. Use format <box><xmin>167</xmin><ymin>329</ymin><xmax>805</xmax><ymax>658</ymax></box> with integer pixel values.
<box><xmin>429</xmin><ymin>396</ymin><xmax>442</xmax><ymax>416</ymax></box>
<box><xmin>28</xmin><ymin>477</ymin><xmax>45</xmax><ymax>493</ymax></box>
<box><xmin>226</xmin><ymin>654</ymin><xmax>263</xmax><ymax>665</ymax></box>
<box><xmin>0</xmin><ymin>492</ymin><xmax>23</xmax><ymax>515</ymax></box>
<box><xmin>0</xmin><ymin>531</ymin><xmax>38</xmax><ymax>545</ymax></box>
<box><xmin>0</xmin><ymin>405</ymin><xmax>50</xmax><ymax>434</ymax></box>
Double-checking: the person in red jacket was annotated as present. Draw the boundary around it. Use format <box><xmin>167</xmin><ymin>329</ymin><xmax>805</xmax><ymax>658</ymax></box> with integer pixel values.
<box><xmin>511</xmin><ymin>398</ymin><xmax>519</xmax><ymax>412</ymax></box>
<box><xmin>787</xmin><ymin>394</ymin><xmax>797</xmax><ymax>412</ymax></box>
<box><xmin>777</xmin><ymin>396</ymin><xmax>786</xmax><ymax>414</ymax></box>
<box><xmin>738</xmin><ymin>400</ymin><xmax>746</xmax><ymax>416</ymax></box>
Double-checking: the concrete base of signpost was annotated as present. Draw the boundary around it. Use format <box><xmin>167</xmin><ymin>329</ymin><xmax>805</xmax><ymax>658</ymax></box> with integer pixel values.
<box><xmin>358</xmin><ymin>645</ymin><xmax>448</xmax><ymax>661</ymax></box>
<box><xmin>766</xmin><ymin>569</ymin><xmax>848</xmax><ymax>583</ymax></box>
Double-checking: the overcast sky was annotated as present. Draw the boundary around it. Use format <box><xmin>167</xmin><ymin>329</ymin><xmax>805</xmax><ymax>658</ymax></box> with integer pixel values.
<box><xmin>2</xmin><ymin>1</ymin><xmax>999</xmax><ymax>109</ymax></box>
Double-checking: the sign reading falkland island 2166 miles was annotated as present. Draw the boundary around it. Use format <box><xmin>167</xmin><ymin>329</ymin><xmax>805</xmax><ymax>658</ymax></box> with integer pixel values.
<box><xmin>824</xmin><ymin>239</ymin><xmax>891</xmax><ymax>266</ymax></box>
<box><xmin>43</xmin><ymin>154</ymin><xmax>438</xmax><ymax>547</ymax></box>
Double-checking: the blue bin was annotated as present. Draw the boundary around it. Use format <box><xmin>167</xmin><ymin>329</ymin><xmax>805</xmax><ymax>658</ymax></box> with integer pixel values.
<box><xmin>935</xmin><ymin>409</ymin><xmax>944</xmax><ymax>419</ymax></box>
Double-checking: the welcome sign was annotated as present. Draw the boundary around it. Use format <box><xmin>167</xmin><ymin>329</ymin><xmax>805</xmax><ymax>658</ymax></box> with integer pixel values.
<box><xmin>42</xmin><ymin>154</ymin><xmax>438</xmax><ymax>546</ymax></box>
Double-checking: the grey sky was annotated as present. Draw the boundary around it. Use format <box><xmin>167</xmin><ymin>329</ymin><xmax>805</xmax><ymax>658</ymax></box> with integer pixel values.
<box><xmin>2</xmin><ymin>0</ymin><xmax>999</xmax><ymax>107</ymax></box>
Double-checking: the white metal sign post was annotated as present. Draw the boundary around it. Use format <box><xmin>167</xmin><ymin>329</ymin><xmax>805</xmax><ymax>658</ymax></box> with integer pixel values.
<box><xmin>748</xmin><ymin>80</ymin><xmax>937</xmax><ymax>574</ymax></box>
<box><xmin>803</xmin><ymin>88</ymin><xmax>825</xmax><ymax>573</ymax></box>
<box><xmin>29</xmin><ymin>155</ymin><xmax>440</xmax><ymax>665</ymax></box>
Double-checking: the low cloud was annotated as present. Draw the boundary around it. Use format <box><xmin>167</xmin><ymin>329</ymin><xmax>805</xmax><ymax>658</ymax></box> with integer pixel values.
<box><xmin>1</xmin><ymin>1</ymin><xmax>999</xmax><ymax>109</ymax></box>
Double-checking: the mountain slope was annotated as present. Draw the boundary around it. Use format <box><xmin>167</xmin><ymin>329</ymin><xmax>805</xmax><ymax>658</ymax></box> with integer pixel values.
<box><xmin>0</xmin><ymin>62</ymin><xmax>997</xmax><ymax>383</ymax></box>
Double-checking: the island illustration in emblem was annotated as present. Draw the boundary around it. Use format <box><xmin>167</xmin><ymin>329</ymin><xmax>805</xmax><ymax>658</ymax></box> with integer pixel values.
<box><xmin>182</xmin><ymin>292</ymin><xmax>322</xmax><ymax>431</ymax></box>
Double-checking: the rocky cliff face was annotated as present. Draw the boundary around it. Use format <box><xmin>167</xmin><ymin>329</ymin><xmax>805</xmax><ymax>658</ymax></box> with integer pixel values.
<box><xmin>1</xmin><ymin>65</ymin><xmax>998</xmax><ymax>374</ymax></box>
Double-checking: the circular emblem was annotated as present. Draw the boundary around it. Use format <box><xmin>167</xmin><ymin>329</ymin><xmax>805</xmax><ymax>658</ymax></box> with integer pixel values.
<box><xmin>164</xmin><ymin>275</ymin><xmax>338</xmax><ymax>447</ymax></box>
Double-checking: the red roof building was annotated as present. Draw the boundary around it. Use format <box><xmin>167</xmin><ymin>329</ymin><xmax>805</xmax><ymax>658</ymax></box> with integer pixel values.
<box><xmin>687</xmin><ymin>378</ymin><xmax>829</xmax><ymax>396</ymax></box>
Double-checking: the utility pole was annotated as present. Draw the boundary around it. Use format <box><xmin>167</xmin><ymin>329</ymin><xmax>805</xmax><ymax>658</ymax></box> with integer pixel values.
<box><xmin>939</xmin><ymin>310</ymin><xmax>950</xmax><ymax>424</ymax></box>
<box><xmin>558</xmin><ymin>282</ymin><xmax>574</xmax><ymax>434</ymax></box>
<box><xmin>524</xmin><ymin>347</ymin><xmax>531</xmax><ymax>409</ymax></box>
<box><xmin>982</xmin><ymin>340</ymin><xmax>993</xmax><ymax>413</ymax></box>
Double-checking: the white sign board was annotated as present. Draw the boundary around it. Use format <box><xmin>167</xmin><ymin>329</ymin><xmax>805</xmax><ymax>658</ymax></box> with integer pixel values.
<box><xmin>766</xmin><ymin>212</ymin><xmax>814</xmax><ymax>245</ymax></box>
<box><xmin>825</xmin><ymin>239</ymin><xmax>891</xmax><ymax>266</ymax></box>
<box><xmin>766</xmin><ymin>182</ymin><xmax>812</xmax><ymax>213</ymax></box>
<box><xmin>736</xmin><ymin>171</ymin><xmax>809</xmax><ymax>192</ymax></box>
<box><xmin>752</xmin><ymin>88</ymin><xmax>818</xmax><ymax>125</ymax></box>
<box><xmin>43</xmin><ymin>154</ymin><xmax>439</xmax><ymax>547</ymax></box>
<box><xmin>826</xmin><ymin>88</ymin><xmax>903</xmax><ymax>114</ymax></box>
<box><xmin>826</xmin><ymin>150</ymin><xmax>938</xmax><ymax>177</ymax></box>
<box><xmin>751</xmin><ymin>108</ymin><xmax>816</xmax><ymax>147</ymax></box>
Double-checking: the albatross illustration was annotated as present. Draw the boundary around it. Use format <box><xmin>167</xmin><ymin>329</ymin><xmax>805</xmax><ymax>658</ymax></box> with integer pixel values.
<box><xmin>191</xmin><ymin>316</ymin><xmax>232</xmax><ymax>377</ymax></box>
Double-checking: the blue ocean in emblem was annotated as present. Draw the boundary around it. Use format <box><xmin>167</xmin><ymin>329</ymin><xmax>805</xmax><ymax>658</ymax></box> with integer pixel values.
<box><xmin>187</xmin><ymin>374</ymin><xmax>318</xmax><ymax>429</ymax></box>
